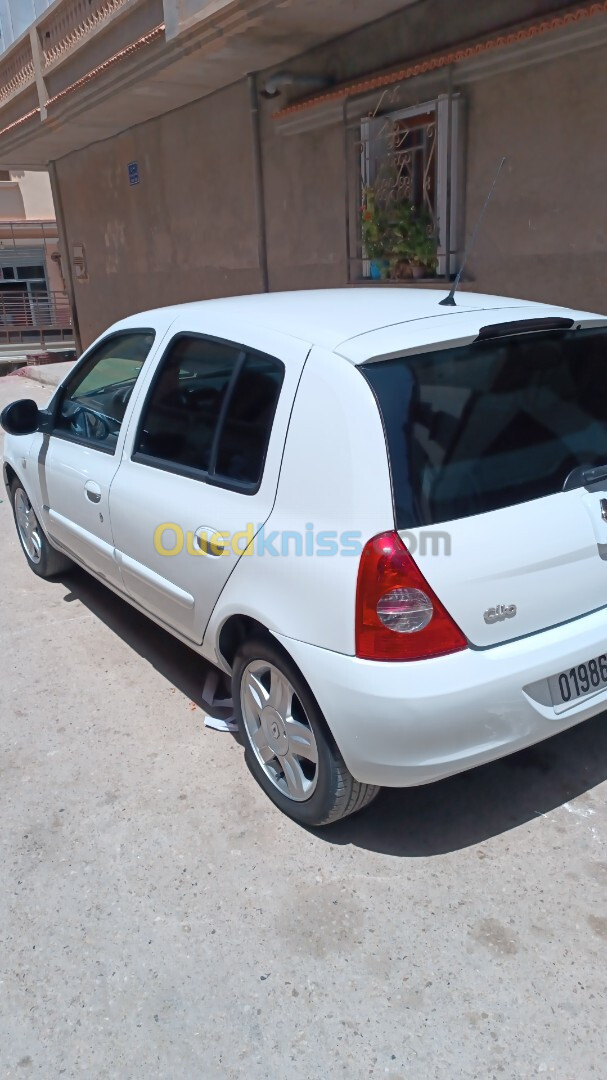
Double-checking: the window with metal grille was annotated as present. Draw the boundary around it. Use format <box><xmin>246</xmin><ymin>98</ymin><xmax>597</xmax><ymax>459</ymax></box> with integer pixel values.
<box><xmin>356</xmin><ymin>96</ymin><xmax>462</xmax><ymax>282</ymax></box>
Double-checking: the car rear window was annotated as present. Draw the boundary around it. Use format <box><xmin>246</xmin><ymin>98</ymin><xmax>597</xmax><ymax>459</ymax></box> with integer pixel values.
<box><xmin>362</xmin><ymin>327</ymin><xmax>607</xmax><ymax>528</ymax></box>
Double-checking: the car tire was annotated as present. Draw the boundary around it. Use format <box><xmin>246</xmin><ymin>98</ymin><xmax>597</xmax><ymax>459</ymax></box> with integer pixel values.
<box><xmin>11</xmin><ymin>479</ymin><xmax>72</xmax><ymax>580</ymax></box>
<box><xmin>232</xmin><ymin>635</ymin><xmax>380</xmax><ymax>827</ymax></box>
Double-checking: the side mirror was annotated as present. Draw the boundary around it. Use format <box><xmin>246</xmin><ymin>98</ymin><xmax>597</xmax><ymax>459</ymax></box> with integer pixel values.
<box><xmin>0</xmin><ymin>398</ymin><xmax>41</xmax><ymax>436</ymax></box>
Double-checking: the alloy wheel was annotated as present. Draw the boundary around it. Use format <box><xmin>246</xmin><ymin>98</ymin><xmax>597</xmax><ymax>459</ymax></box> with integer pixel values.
<box><xmin>240</xmin><ymin>660</ymin><xmax>319</xmax><ymax>802</ymax></box>
<box><xmin>14</xmin><ymin>488</ymin><xmax>42</xmax><ymax>565</ymax></box>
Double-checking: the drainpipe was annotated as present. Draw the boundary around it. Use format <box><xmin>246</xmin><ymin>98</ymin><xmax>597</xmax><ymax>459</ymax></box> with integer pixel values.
<box><xmin>49</xmin><ymin>160</ymin><xmax>82</xmax><ymax>354</ymax></box>
<box><xmin>249</xmin><ymin>73</ymin><xmax>269</xmax><ymax>294</ymax></box>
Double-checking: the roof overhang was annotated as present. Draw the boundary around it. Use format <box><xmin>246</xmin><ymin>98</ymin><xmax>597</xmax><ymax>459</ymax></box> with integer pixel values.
<box><xmin>0</xmin><ymin>0</ymin><xmax>421</xmax><ymax>168</ymax></box>
<box><xmin>273</xmin><ymin>0</ymin><xmax>607</xmax><ymax>135</ymax></box>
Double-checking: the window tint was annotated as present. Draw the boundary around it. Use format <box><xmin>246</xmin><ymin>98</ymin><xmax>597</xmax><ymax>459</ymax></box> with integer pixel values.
<box><xmin>55</xmin><ymin>330</ymin><xmax>155</xmax><ymax>452</ymax></box>
<box><xmin>215</xmin><ymin>354</ymin><xmax>283</xmax><ymax>484</ymax></box>
<box><xmin>363</xmin><ymin>328</ymin><xmax>607</xmax><ymax>528</ymax></box>
<box><xmin>135</xmin><ymin>334</ymin><xmax>284</xmax><ymax>489</ymax></box>
<box><xmin>135</xmin><ymin>336</ymin><xmax>242</xmax><ymax>472</ymax></box>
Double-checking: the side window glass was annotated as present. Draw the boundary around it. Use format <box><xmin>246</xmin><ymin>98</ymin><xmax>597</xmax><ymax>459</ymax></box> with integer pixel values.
<box><xmin>215</xmin><ymin>354</ymin><xmax>284</xmax><ymax>485</ymax></box>
<box><xmin>135</xmin><ymin>336</ymin><xmax>242</xmax><ymax>472</ymax></box>
<box><xmin>55</xmin><ymin>331</ymin><xmax>155</xmax><ymax>451</ymax></box>
<box><xmin>135</xmin><ymin>335</ymin><xmax>284</xmax><ymax>489</ymax></box>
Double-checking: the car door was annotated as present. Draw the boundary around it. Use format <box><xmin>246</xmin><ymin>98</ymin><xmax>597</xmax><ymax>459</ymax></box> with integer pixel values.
<box><xmin>35</xmin><ymin>327</ymin><xmax>161</xmax><ymax>587</ymax></box>
<box><xmin>109</xmin><ymin>320</ymin><xmax>310</xmax><ymax>643</ymax></box>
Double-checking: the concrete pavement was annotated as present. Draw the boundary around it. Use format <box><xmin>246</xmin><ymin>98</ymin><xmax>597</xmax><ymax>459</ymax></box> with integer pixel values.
<box><xmin>11</xmin><ymin>360</ymin><xmax>76</xmax><ymax>387</ymax></box>
<box><xmin>1</xmin><ymin>374</ymin><xmax>607</xmax><ymax>1079</ymax></box>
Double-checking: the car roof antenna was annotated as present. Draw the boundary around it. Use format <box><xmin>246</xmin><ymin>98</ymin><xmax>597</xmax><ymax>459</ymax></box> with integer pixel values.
<box><xmin>439</xmin><ymin>156</ymin><xmax>506</xmax><ymax>307</ymax></box>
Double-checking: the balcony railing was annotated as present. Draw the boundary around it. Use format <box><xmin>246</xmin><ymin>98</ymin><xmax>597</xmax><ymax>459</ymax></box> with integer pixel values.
<box><xmin>40</xmin><ymin>0</ymin><xmax>136</xmax><ymax>69</ymax></box>
<box><xmin>0</xmin><ymin>290</ymin><xmax>72</xmax><ymax>339</ymax></box>
<box><xmin>0</xmin><ymin>39</ymin><xmax>36</xmax><ymax>108</ymax></box>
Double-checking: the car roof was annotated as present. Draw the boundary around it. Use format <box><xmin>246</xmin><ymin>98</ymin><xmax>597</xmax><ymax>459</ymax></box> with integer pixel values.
<box><xmin>120</xmin><ymin>288</ymin><xmax>606</xmax><ymax>363</ymax></box>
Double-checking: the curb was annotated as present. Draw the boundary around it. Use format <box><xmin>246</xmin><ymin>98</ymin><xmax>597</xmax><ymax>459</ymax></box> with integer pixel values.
<box><xmin>13</xmin><ymin>361</ymin><xmax>77</xmax><ymax>387</ymax></box>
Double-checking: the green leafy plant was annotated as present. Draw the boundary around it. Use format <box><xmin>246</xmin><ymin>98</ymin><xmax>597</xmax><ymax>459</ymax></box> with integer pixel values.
<box><xmin>361</xmin><ymin>188</ymin><xmax>390</xmax><ymax>262</ymax></box>
<box><xmin>361</xmin><ymin>185</ymin><xmax>438</xmax><ymax>279</ymax></box>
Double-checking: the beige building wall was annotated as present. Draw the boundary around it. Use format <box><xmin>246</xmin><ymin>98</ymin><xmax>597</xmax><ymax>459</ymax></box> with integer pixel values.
<box><xmin>0</xmin><ymin>170</ymin><xmax>60</xmax><ymax>310</ymax></box>
<box><xmin>54</xmin><ymin>80</ymin><xmax>262</xmax><ymax>344</ymax></box>
<box><xmin>0</xmin><ymin>176</ymin><xmax>25</xmax><ymax>221</ymax></box>
<box><xmin>13</xmin><ymin>171</ymin><xmax>55</xmax><ymax>220</ymax></box>
<box><xmin>464</xmin><ymin>48</ymin><xmax>607</xmax><ymax>313</ymax></box>
<box><xmin>0</xmin><ymin>171</ymin><xmax>54</xmax><ymax>221</ymax></box>
<box><xmin>53</xmin><ymin>37</ymin><xmax>607</xmax><ymax>347</ymax></box>
<box><xmin>44</xmin><ymin>244</ymin><xmax>65</xmax><ymax>294</ymax></box>
<box><xmin>262</xmin><ymin>117</ymin><xmax>349</xmax><ymax>293</ymax></box>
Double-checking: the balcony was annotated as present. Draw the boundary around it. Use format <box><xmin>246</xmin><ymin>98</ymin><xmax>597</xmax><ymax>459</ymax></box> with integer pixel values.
<box><xmin>40</xmin><ymin>0</ymin><xmax>136</xmax><ymax>70</ymax></box>
<box><xmin>0</xmin><ymin>0</ymin><xmax>163</xmax><ymax>128</ymax></box>
<box><xmin>0</xmin><ymin>0</ymin><xmax>425</xmax><ymax>168</ymax></box>
<box><xmin>0</xmin><ymin>1</ymin><xmax>150</xmax><ymax>114</ymax></box>
<box><xmin>0</xmin><ymin>38</ymin><xmax>35</xmax><ymax>110</ymax></box>
<box><xmin>0</xmin><ymin>289</ymin><xmax>73</xmax><ymax>346</ymax></box>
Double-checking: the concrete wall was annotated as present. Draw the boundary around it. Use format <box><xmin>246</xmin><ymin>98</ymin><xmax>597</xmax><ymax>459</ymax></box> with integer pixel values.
<box><xmin>464</xmin><ymin>47</ymin><xmax>607</xmax><ymax>312</ymax></box>
<box><xmin>45</xmin><ymin>243</ymin><xmax>64</xmax><ymax>294</ymax></box>
<box><xmin>55</xmin><ymin>80</ymin><xmax>262</xmax><ymax>344</ymax></box>
<box><xmin>259</xmin><ymin>31</ymin><xmax>607</xmax><ymax>311</ymax></box>
<box><xmin>265</xmin><ymin>0</ymin><xmax>575</xmax><ymax>89</ymax></box>
<box><xmin>53</xmin><ymin>6</ymin><xmax>607</xmax><ymax>346</ymax></box>
<box><xmin>263</xmin><ymin>119</ymin><xmax>348</xmax><ymax>292</ymax></box>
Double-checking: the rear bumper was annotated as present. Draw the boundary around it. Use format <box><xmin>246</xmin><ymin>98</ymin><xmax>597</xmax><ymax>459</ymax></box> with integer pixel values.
<box><xmin>274</xmin><ymin>607</ymin><xmax>607</xmax><ymax>787</ymax></box>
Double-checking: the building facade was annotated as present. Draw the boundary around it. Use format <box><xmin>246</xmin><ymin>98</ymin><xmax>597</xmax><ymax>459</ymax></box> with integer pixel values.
<box><xmin>0</xmin><ymin>168</ymin><xmax>68</xmax><ymax>342</ymax></box>
<box><xmin>0</xmin><ymin>0</ymin><xmax>604</xmax><ymax>348</ymax></box>
<box><xmin>0</xmin><ymin>2</ymin><xmax>66</xmax><ymax>345</ymax></box>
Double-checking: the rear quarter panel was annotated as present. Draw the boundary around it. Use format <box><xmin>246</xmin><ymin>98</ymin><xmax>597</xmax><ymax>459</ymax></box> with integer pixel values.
<box><xmin>203</xmin><ymin>345</ymin><xmax>394</xmax><ymax>660</ymax></box>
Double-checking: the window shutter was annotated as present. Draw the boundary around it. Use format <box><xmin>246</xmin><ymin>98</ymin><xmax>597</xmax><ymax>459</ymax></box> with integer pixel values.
<box><xmin>436</xmin><ymin>93</ymin><xmax>462</xmax><ymax>278</ymax></box>
<box><xmin>0</xmin><ymin>246</ymin><xmax>46</xmax><ymax>268</ymax></box>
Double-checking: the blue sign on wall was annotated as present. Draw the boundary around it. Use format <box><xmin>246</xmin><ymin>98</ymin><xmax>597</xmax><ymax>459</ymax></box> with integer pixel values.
<box><xmin>127</xmin><ymin>161</ymin><xmax>140</xmax><ymax>186</ymax></box>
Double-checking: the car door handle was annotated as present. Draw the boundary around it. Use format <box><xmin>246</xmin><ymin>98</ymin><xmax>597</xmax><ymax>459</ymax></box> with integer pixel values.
<box><xmin>84</xmin><ymin>480</ymin><xmax>102</xmax><ymax>504</ymax></box>
<box><xmin>194</xmin><ymin>526</ymin><xmax>228</xmax><ymax>557</ymax></box>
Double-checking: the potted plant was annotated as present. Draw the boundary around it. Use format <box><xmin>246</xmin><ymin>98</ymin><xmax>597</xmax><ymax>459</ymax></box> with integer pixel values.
<box><xmin>362</xmin><ymin>186</ymin><xmax>438</xmax><ymax>280</ymax></box>
<box><xmin>361</xmin><ymin>188</ymin><xmax>391</xmax><ymax>279</ymax></box>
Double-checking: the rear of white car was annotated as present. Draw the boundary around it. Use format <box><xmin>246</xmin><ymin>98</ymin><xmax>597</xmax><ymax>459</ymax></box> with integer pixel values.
<box><xmin>245</xmin><ymin>307</ymin><xmax>607</xmax><ymax>793</ymax></box>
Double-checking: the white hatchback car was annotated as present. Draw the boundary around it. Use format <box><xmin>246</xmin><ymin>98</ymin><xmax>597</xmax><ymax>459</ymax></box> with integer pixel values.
<box><xmin>4</xmin><ymin>289</ymin><xmax>607</xmax><ymax>826</ymax></box>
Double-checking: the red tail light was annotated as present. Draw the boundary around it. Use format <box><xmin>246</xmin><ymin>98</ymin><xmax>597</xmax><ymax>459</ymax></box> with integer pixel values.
<box><xmin>355</xmin><ymin>531</ymin><xmax>467</xmax><ymax>661</ymax></box>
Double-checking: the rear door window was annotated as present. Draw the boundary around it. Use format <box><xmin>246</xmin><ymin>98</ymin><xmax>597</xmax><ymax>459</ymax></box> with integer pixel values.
<box><xmin>215</xmin><ymin>354</ymin><xmax>284</xmax><ymax>485</ymax></box>
<box><xmin>134</xmin><ymin>334</ymin><xmax>284</xmax><ymax>491</ymax></box>
<box><xmin>362</xmin><ymin>327</ymin><xmax>607</xmax><ymax>527</ymax></box>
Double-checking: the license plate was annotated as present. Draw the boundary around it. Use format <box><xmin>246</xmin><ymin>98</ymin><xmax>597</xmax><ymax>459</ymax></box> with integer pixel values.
<box><xmin>548</xmin><ymin>653</ymin><xmax>607</xmax><ymax>710</ymax></box>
